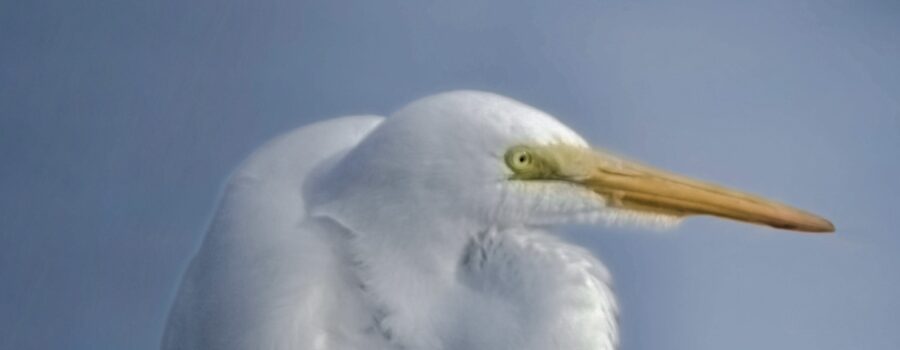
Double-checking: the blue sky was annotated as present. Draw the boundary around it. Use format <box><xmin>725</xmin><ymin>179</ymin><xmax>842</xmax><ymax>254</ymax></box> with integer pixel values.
<box><xmin>1</xmin><ymin>0</ymin><xmax>898</xmax><ymax>349</ymax></box>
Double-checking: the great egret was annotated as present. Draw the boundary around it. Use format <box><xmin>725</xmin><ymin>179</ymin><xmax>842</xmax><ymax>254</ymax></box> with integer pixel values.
<box><xmin>162</xmin><ymin>91</ymin><xmax>833</xmax><ymax>350</ymax></box>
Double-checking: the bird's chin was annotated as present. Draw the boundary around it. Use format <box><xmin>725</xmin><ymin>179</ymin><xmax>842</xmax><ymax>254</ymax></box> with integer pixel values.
<box><xmin>525</xmin><ymin>207</ymin><xmax>683</xmax><ymax>230</ymax></box>
<box><xmin>499</xmin><ymin>181</ymin><xmax>682</xmax><ymax>230</ymax></box>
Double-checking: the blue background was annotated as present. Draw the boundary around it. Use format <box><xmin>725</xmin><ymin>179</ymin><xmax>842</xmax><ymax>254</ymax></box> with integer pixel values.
<box><xmin>2</xmin><ymin>0</ymin><xmax>898</xmax><ymax>349</ymax></box>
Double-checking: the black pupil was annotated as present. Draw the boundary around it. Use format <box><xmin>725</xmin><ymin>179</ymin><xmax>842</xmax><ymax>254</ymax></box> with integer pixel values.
<box><xmin>518</xmin><ymin>154</ymin><xmax>528</xmax><ymax>163</ymax></box>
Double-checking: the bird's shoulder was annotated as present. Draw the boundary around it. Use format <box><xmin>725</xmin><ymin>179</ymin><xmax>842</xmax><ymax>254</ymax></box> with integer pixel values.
<box><xmin>163</xmin><ymin>116</ymin><xmax>388</xmax><ymax>350</ymax></box>
<box><xmin>232</xmin><ymin>115</ymin><xmax>384</xmax><ymax>190</ymax></box>
<box><xmin>164</xmin><ymin>217</ymin><xmax>389</xmax><ymax>349</ymax></box>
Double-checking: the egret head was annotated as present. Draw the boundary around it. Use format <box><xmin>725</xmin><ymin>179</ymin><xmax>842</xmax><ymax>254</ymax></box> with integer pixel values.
<box><xmin>309</xmin><ymin>91</ymin><xmax>833</xmax><ymax>237</ymax></box>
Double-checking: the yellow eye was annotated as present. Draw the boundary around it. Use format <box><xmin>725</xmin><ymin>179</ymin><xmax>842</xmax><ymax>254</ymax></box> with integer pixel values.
<box><xmin>505</xmin><ymin>146</ymin><xmax>536</xmax><ymax>173</ymax></box>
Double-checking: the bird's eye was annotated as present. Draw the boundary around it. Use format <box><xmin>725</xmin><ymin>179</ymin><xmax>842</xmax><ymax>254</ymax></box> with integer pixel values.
<box><xmin>505</xmin><ymin>147</ymin><xmax>537</xmax><ymax>173</ymax></box>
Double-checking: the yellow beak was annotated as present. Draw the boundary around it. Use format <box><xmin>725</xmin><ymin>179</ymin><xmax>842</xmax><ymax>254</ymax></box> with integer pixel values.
<box><xmin>561</xmin><ymin>148</ymin><xmax>834</xmax><ymax>233</ymax></box>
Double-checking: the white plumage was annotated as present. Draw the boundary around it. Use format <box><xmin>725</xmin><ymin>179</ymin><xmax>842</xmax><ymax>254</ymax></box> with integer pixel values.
<box><xmin>163</xmin><ymin>90</ymin><xmax>832</xmax><ymax>350</ymax></box>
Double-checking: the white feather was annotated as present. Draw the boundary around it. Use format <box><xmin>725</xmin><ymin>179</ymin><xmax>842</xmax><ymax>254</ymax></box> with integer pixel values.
<box><xmin>163</xmin><ymin>91</ymin><xmax>630</xmax><ymax>349</ymax></box>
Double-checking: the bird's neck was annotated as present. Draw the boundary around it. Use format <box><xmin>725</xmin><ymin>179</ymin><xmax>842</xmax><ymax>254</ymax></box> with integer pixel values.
<box><xmin>338</xmin><ymin>216</ymin><xmax>479</xmax><ymax>348</ymax></box>
<box><xmin>336</xmin><ymin>219</ymin><xmax>619</xmax><ymax>350</ymax></box>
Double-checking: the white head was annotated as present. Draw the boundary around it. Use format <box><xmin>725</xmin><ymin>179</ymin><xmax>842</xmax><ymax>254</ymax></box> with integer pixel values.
<box><xmin>308</xmin><ymin>90</ymin><xmax>833</xmax><ymax>240</ymax></box>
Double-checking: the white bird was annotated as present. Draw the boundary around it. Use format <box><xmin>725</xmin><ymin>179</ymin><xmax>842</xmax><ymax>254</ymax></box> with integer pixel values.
<box><xmin>162</xmin><ymin>91</ymin><xmax>833</xmax><ymax>350</ymax></box>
